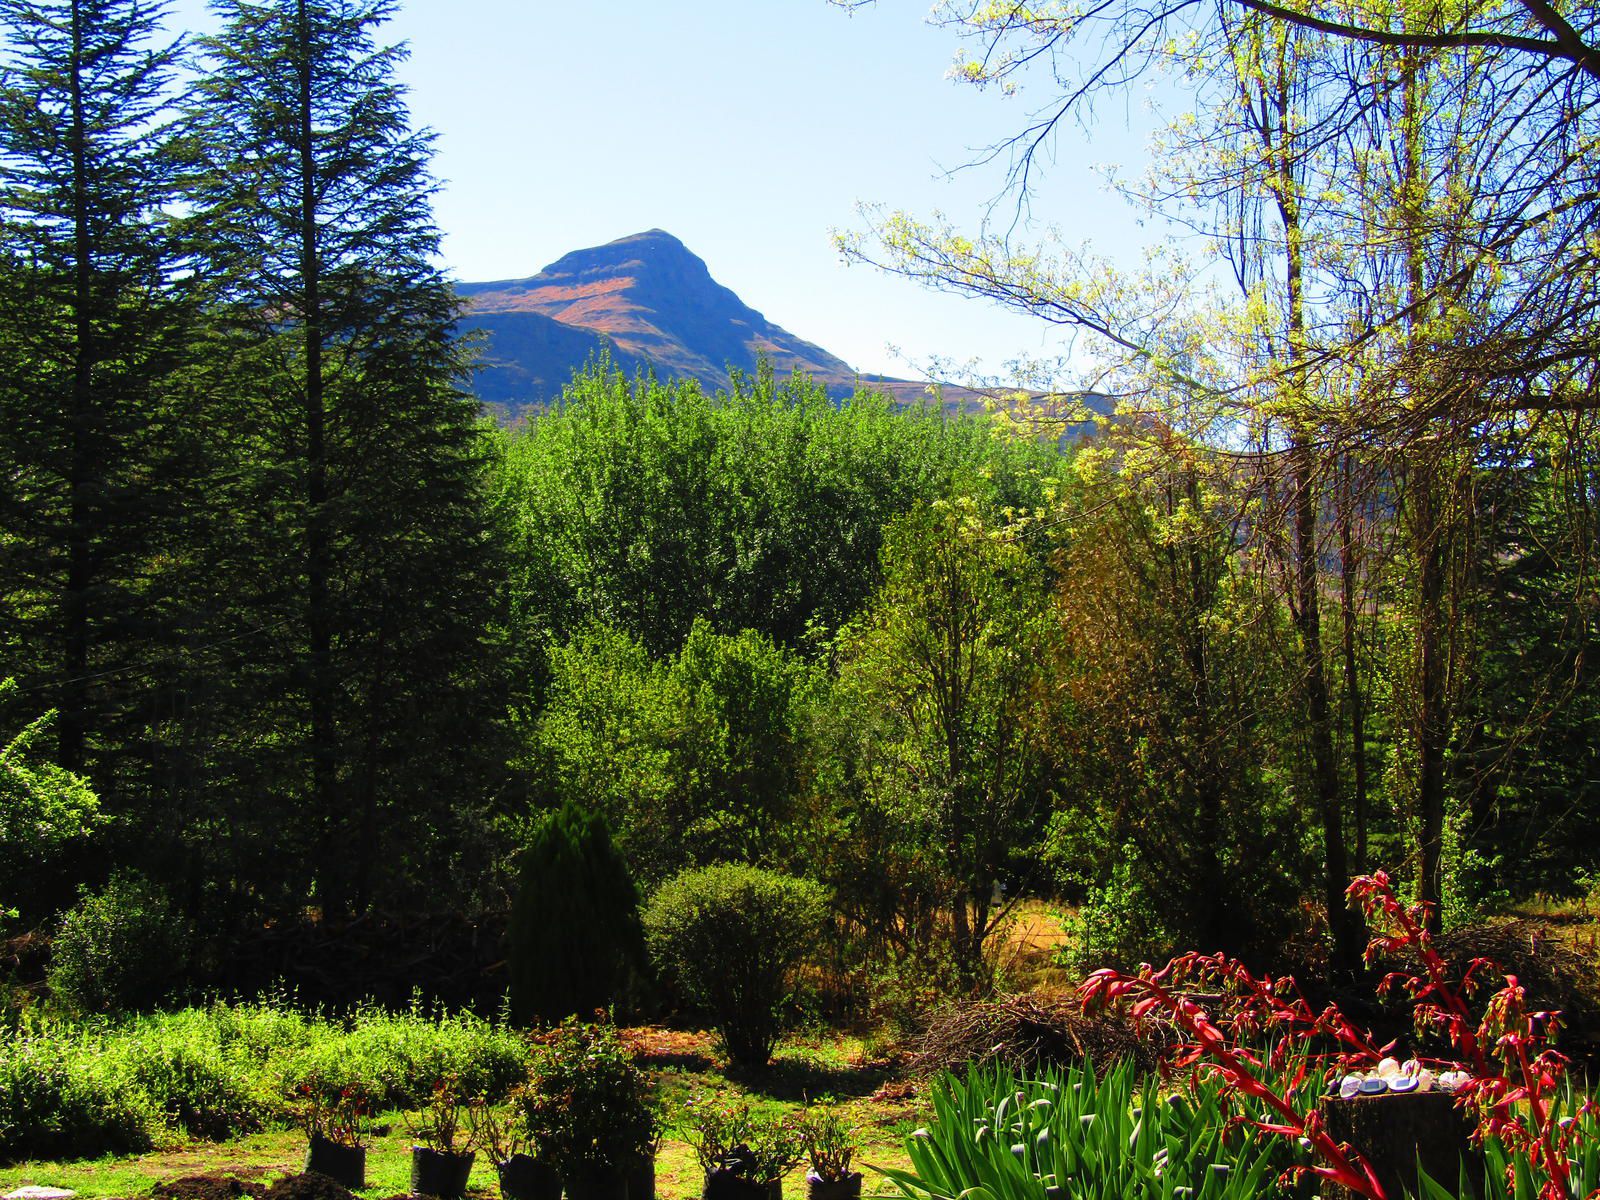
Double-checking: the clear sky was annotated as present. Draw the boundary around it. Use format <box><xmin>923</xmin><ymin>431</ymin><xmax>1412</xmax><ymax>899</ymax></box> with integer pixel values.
<box><xmin>161</xmin><ymin>0</ymin><xmax>1174</xmax><ymax>383</ymax></box>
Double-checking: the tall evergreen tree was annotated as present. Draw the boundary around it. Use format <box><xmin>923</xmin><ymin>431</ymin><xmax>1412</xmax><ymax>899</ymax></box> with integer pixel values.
<box><xmin>190</xmin><ymin>0</ymin><xmax>503</xmax><ymax>917</ymax></box>
<box><xmin>0</xmin><ymin>0</ymin><xmax>193</xmax><ymax>784</ymax></box>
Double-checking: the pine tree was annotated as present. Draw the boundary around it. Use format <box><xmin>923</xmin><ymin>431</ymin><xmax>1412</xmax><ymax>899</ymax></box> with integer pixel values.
<box><xmin>0</xmin><ymin>0</ymin><xmax>193</xmax><ymax>782</ymax></box>
<box><xmin>190</xmin><ymin>0</ymin><xmax>504</xmax><ymax>916</ymax></box>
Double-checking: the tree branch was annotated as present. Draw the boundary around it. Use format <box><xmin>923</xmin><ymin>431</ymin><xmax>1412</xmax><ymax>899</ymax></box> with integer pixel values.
<box><xmin>1231</xmin><ymin>0</ymin><xmax>1600</xmax><ymax>80</ymax></box>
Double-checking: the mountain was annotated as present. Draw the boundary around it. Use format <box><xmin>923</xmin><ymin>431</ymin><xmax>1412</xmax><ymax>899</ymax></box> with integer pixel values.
<box><xmin>455</xmin><ymin>229</ymin><xmax>947</xmax><ymax>411</ymax></box>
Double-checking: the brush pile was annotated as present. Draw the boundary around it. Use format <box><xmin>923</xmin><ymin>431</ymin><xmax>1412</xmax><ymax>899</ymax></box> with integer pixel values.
<box><xmin>906</xmin><ymin>990</ymin><xmax>1162</xmax><ymax>1077</ymax></box>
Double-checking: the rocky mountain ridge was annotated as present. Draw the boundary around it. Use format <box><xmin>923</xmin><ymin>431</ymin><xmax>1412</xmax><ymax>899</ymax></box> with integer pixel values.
<box><xmin>455</xmin><ymin>229</ymin><xmax>952</xmax><ymax>411</ymax></box>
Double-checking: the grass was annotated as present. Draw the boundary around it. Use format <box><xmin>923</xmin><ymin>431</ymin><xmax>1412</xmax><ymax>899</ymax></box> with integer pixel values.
<box><xmin>0</xmin><ymin>1112</ymin><xmax>914</xmax><ymax>1200</ymax></box>
<box><xmin>991</xmin><ymin>900</ymin><xmax>1075</xmax><ymax>992</ymax></box>
<box><xmin>0</xmin><ymin>1120</ymin><xmax>500</xmax><ymax>1197</ymax></box>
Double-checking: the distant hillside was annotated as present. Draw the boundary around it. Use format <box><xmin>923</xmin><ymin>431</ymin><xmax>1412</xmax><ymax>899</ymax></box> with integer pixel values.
<box><xmin>456</xmin><ymin>229</ymin><xmax>966</xmax><ymax>412</ymax></box>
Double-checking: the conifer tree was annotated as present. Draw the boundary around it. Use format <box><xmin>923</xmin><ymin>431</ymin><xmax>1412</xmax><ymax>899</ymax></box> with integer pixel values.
<box><xmin>0</xmin><ymin>0</ymin><xmax>193</xmax><ymax>780</ymax></box>
<box><xmin>190</xmin><ymin>0</ymin><xmax>503</xmax><ymax>916</ymax></box>
<box><xmin>508</xmin><ymin>801</ymin><xmax>645</xmax><ymax>1026</ymax></box>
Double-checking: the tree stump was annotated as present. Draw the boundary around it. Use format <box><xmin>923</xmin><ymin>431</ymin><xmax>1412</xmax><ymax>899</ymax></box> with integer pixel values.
<box><xmin>1318</xmin><ymin>1090</ymin><xmax>1482</xmax><ymax>1200</ymax></box>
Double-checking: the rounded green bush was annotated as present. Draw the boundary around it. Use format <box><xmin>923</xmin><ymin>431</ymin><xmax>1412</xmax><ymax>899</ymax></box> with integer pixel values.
<box><xmin>47</xmin><ymin>872</ymin><xmax>193</xmax><ymax>1014</ymax></box>
<box><xmin>642</xmin><ymin>864</ymin><xmax>828</xmax><ymax>1068</ymax></box>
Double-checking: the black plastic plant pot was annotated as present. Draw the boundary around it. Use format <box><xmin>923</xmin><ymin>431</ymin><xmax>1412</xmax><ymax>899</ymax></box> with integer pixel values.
<box><xmin>806</xmin><ymin>1172</ymin><xmax>862</xmax><ymax>1200</ymax></box>
<box><xmin>498</xmin><ymin>1153</ymin><xmax>563</xmax><ymax>1200</ymax></box>
<box><xmin>304</xmin><ymin>1135</ymin><xmax>366</xmax><ymax>1189</ymax></box>
<box><xmin>564</xmin><ymin>1166</ymin><xmax>628</xmax><ymax>1200</ymax></box>
<box><xmin>626</xmin><ymin>1155</ymin><xmax>656</xmax><ymax>1200</ymax></box>
<box><xmin>704</xmin><ymin>1167</ymin><xmax>781</xmax><ymax>1200</ymax></box>
<box><xmin>411</xmin><ymin>1145</ymin><xmax>476</xmax><ymax>1199</ymax></box>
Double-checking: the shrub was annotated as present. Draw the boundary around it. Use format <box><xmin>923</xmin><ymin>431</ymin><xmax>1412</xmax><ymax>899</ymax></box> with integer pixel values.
<box><xmin>508</xmin><ymin>801</ymin><xmax>646</xmax><ymax>1026</ymax></box>
<box><xmin>683</xmin><ymin>1097</ymin><xmax>805</xmax><ymax>1183</ymax></box>
<box><xmin>108</xmin><ymin>1012</ymin><xmax>279</xmax><ymax>1139</ymax></box>
<box><xmin>0</xmin><ymin>1027</ymin><xmax>156</xmax><ymax>1161</ymax></box>
<box><xmin>285</xmin><ymin>1002</ymin><xmax>529</xmax><ymax>1110</ymax></box>
<box><xmin>203</xmin><ymin>995</ymin><xmax>316</xmax><ymax>1067</ymax></box>
<box><xmin>47</xmin><ymin>872</ymin><xmax>193</xmax><ymax>1014</ymax></box>
<box><xmin>643</xmin><ymin>864</ymin><xmax>828</xmax><ymax>1068</ymax></box>
<box><xmin>0</xmin><ymin>994</ymin><xmax>533</xmax><ymax>1163</ymax></box>
<box><xmin>524</xmin><ymin>1017</ymin><xmax>656</xmax><ymax>1182</ymax></box>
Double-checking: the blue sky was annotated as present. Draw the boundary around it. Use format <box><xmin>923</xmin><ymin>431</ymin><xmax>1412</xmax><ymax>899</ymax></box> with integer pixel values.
<box><xmin>162</xmin><ymin>0</ymin><xmax>1174</xmax><ymax>383</ymax></box>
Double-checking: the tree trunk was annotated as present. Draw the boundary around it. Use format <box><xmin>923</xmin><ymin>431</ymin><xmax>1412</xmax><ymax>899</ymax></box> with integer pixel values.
<box><xmin>1318</xmin><ymin>1091</ymin><xmax>1480</xmax><ymax>1200</ymax></box>
<box><xmin>1399</xmin><ymin>44</ymin><xmax>1448</xmax><ymax>934</ymax></box>
<box><xmin>1292</xmin><ymin>437</ymin><xmax>1360</xmax><ymax>971</ymax></box>
<box><xmin>60</xmin><ymin>0</ymin><xmax>93</xmax><ymax>773</ymax></box>
<box><xmin>1338</xmin><ymin>457</ymin><xmax>1370</xmax><ymax>873</ymax></box>
<box><xmin>296</xmin><ymin>0</ymin><xmax>340</xmax><ymax>914</ymax></box>
<box><xmin>1184</xmin><ymin>473</ymin><xmax>1224</xmax><ymax>948</ymax></box>
<box><xmin>1259</xmin><ymin>31</ymin><xmax>1359</xmax><ymax>974</ymax></box>
<box><xmin>1414</xmin><ymin>467</ymin><xmax>1449</xmax><ymax>933</ymax></box>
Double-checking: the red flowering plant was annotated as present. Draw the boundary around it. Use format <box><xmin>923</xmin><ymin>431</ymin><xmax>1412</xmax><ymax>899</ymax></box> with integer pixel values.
<box><xmin>1080</xmin><ymin>871</ymin><xmax>1597</xmax><ymax>1200</ymax></box>
<box><xmin>292</xmin><ymin>1074</ymin><xmax>373</xmax><ymax>1148</ymax></box>
<box><xmin>1349</xmin><ymin>872</ymin><xmax>1597</xmax><ymax>1200</ymax></box>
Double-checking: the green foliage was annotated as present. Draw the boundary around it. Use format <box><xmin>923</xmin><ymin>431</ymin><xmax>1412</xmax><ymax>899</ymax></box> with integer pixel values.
<box><xmin>285</xmin><ymin>1001</ymin><xmax>529</xmax><ymax>1111</ymax></box>
<box><xmin>180</xmin><ymin>0</ymin><xmax>508</xmax><ymax>923</ymax></box>
<box><xmin>811</xmin><ymin>497</ymin><xmax>1053</xmax><ymax>986</ymax></box>
<box><xmin>682</xmin><ymin>1097</ymin><xmax>806</xmax><ymax>1182</ymax></box>
<box><xmin>1041</xmin><ymin>448</ymin><xmax>1313</xmax><ymax>968</ymax></box>
<box><xmin>0</xmin><ymin>1026</ymin><xmax>157</xmax><ymax>1162</ymax></box>
<box><xmin>0</xmin><ymin>681</ymin><xmax>100</xmax><ymax>920</ymax></box>
<box><xmin>0</xmin><ymin>0</ymin><xmax>202</xmax><ymax>811</ymax></box>
<box><xmin>878</xmin><ymin>1060</ymin><xmax>1300</xmax><ymax>1200</ymax></box>
<box><xmin>530</xmin><ymin>621</ymin><xmax>815</xmax><ymax>885</ymax></box>
<box><xmin>0</xmin><ymin>996</ymin><xmax>529</xmax><ymax>1163</ymax></box>
<box><xmin>508</xmin><ymin>800</ymin><xmax>646</xmax><ymax>1025</ymax></box>
<box><xmin>643</xmin><ymin>864</ymin><xmax>829</xmax><ymax>1068</ymax></box>
<box><xmin>490</xmin><ymin>360</ymin><xmax>1066</xmax><ymax>661</ymax></box>
<box><xmin>46</xmin><ymin>873</ymin><xmax>193</xmax><ymax>1015</ymax></box>
<box><xmin>1060</xmin><ymin>850</ymin><xmax>1177</xmax><ymax>972</ymax></box>
<box><xmin>523</xmin><ymin>1017</ymin><xmax>656</xmax><ymax>1180</ymax></box>
<box><xmin>108</xmin><ymin>1011</ymin><xmax>280</xmax><ymax>1141</ymax></box>
<box><xmin>1452</xmin><ymin>438</ymin><xmax>1600</xmax><ymax>899</ymax></box>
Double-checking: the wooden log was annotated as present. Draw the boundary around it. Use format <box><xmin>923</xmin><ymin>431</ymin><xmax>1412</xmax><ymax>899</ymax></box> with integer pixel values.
<box><xmin>1318</xmin><ymin>1090</ymin><xmax>1482</xmax><ymax>1200</ymax></box>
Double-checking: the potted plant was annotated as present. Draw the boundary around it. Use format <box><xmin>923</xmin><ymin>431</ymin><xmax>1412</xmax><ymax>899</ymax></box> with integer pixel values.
<box><xmin>800</xmin><ymin>1105</ymin><xmax>862</xmax><ymax>1200</ymax></box>
<box><xmin>685</xmin><ymin>1099</ymin><xmax>805</xmax><ymax>1200</ymax></box>
<box><xmin>525</xmin><ymin>1017</ymin><xmax>658</xmax><ymax>1200</ymax></box>
<box><xmin>409</xmin><ymin>1075</ymin><xmax>476</xmax><ymax>1200</ymax></box>
<box><xmin>293</xmin><ymin>1076</ymin><xmax>371</xmax><ymax>1189</ymax></box>
<box><xmin>469</xmin><ymin>1088</ymin><xmax>562</xmax><ymax>1200</ymax></box>
<box><xmin>624</xmin><ymin>1132</ymin><xmax>662</xmax><ymax>1200</ymax></box>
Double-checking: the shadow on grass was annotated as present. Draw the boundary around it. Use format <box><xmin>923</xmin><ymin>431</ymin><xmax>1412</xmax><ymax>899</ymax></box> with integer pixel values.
<box><xmin>725</xmin><ymin>1053</ymin><xmax>893</xmax><ymax>1103</ymax></box>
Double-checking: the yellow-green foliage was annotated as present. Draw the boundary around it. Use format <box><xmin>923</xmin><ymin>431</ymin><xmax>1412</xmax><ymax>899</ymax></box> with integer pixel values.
<box><xmin>0</xmin><ymin>998</ymin><xmax>531</xmax><ymax>1165</ymax></box>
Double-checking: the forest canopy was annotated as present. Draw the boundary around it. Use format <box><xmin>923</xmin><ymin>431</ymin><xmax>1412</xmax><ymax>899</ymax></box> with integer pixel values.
<box><xmin>1</xmin><ymin>0</ymin><xmax>1596</xmax><ymax>1020</ymax></box>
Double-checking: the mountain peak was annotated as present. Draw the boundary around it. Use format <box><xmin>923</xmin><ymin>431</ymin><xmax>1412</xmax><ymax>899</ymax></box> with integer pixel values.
<box><xmin>538</xmin><ymin>228</ymin><xmax>720</xmax><ymax>304</ymax></box>
<box><xmin>457</xmin><ymin>231</ymin><xmax>860</xmax><ymax>406</ymax></box>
